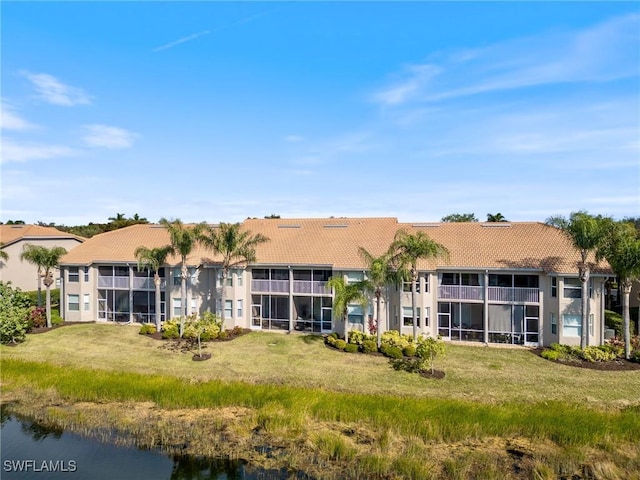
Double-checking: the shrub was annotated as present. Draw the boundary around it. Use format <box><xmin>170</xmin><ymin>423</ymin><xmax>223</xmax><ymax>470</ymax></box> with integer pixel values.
<box><xmin>0</xmin><ymin>282</ymin><xmax>31</xmax><ymax>344</ymax></box>
<box><xmin>139</xmin><ymin>324</ymin><xmax>156</xmax><ymax>335</ymax></box>
<box><xmin>162</xmin><ymin>322</ymin><xmax>179</xmax><ymax>339</ymax></box>
<box><xmin>601</xmin><ymin>341</ymin><xmax>624</xmax><ymax>358</ymax></box>
<box><xmin>326</xmin><ymin>335</ymin><xmax>337</xmax><ymax>347</ymax></box>
<box><xmin>361</xmin><ymin>340</ymin><xmax>378</xmax><ymax>354</ymax></box>
<box><xmin>51</xmin><ymin>310</ymin><xmax>64</xmax><ymax>326</ymax></box>
<box><xmin>344</xmin><ymin>344</ymin><xmax>359</xmax><ymax>353</ymax></box>
<box><xmin>580</xmin><ymin>346</ymin><xmax>616</xmax><ymax>362</ymax></box>
<box><xmin>541</xmin><ymin>349</ymin><xmax>562</xmax><ymax>361</ymax></box>
<box><xmin>381</xmin><ymin>345</ymin><xmax>403</xmax><ymax>359</ymax></box>
<box><xmin>403</xmin><ymin>345</ymin><xmax>417</xmax><ymax>357</ymax></box>
<box><xmin>416</xmin><ymin>336</ymin><xmax>446</xmax><ymax>374</ymax></box>
<box><xmin>218</xmin><ymin>330</ymin><xmax>229</xmax><ymax>340</ymax></box>
<box><xmin>334</xmin><ymin>339</ymin><xmax>347</xmax><ymax>351</ymax></box>
<box><xmin>348</xmin><ymin>330</ymin><xmax>373</xmax><ymax>345</ymax></box>
<box><xmin>24</xmin><ymin>288</ymin><xmax>60</xmax><ymax>308</ymax></box>
<box><xmin>381</xmin><ymin>330</ymin><xmax>412</xmax><ymax>350</ymax></box>
<box><xmin>27</xmin><ymin>307</ymin><xmax>47</xmax><ymax>330</ymax></box>
<box><xmin>604</xmin><ymin>310</ymin><xmax>636</xmax><ymax>337</ymax></box>
<box><xmin>630</xmin><ymin>350</ymin><xmax>640</xmax><ymax>364</ymax></box>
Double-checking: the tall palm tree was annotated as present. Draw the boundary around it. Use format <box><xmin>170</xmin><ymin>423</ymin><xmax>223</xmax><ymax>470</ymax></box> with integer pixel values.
<box><xmin>0</xmin><ymin>244</ymin><xmax>8</xmax><ymax>262</ymax></box>
<box><xmin>21</xmin><ymin>244</ymin><xmax>67</xmax><ymax>328</ymax></box>
<box><xmin>134</xmin><ymin>245</ymin><xmax>172</xmax><ymax>331</ymax></box>
<box><xmin>546</xmin><ymin>212</ymin><xmax>608</xmax><ymax>348</ymax></box>
<box><xmin>597</xmin><ymin>220</ymin><xmax>640</xmax><ymax>359</ymax></box>
<box><xmin>326</xmin><ymin>275</ymin><xmax>368</xmax><ymax>344</ymax></box>
<box><xmin>389</xmin><ymin>230</ymin><xmax>449</xmax><ymax>341</ymax></box>
<box><xmin>197</xmin><ymin>222</ymin><xmax>269</xmax><ymax>327</ymax></box>
<box><xmin>160</xmin><ymin>218</ymin><xmax>201</xmax><ymax>337</ymax></box>
<box><xmin>20</xmin><ymin>244</ymin><xmax>48</xmax><ymax>307</ymax></box>
<box><xmin>358</xmin><ymin>247</ymin><xmax>398</xmax><ymax>348</ymax></box>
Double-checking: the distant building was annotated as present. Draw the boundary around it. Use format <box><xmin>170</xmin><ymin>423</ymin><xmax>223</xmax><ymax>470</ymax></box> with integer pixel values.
<box><xmin>1</xmin><ymin>225</ymin><xmax>85</xmax><ymax>291</ymax></box>
<box><xmin>59</xmin><ymin>218</ymin><xmax>612</xmax><ymax>347</ymax></box>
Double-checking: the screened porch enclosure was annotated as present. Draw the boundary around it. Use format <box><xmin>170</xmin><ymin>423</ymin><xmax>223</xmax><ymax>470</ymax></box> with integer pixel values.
<box><xmin>293</xmin><ymin>296</ymin><xmax>333</xmax><ymax>332</ymax></box>
<box><xmin>252</xmin><ymin>294</ymin><xmax>290</xmax><ymax>330</ymax></box>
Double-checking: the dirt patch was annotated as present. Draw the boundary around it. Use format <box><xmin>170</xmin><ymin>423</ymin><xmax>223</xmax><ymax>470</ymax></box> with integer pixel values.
<box><xmin>531</xmin><ymin>348</ymin><xmax>640</xmax><ymax>371</ymax></box>
<box><xmin>419</xmin><ymin>369</ymin><xmax>445</xmax><ymax>379</ymax></box>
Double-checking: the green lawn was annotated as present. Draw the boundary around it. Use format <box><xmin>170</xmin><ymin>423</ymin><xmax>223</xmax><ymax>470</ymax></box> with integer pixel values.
<box><xmin>2</xmin><ymin>323</ymin><xmax>638</xmax><ymax>408</ymax></box>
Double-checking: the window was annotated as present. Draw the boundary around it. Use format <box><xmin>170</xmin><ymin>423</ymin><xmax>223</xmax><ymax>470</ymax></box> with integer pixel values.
<box><xmin>173</xmin><ymin>268</ymin><xmax>181</xmax><ymax>287</ymax></box>
<box><xmin>514</xmin><ymin>275</ymin><xmax>539</xmax><ymax>288</ymax></box>
<box><xmin>550</xmin><ymin>313</ymin><xmax>557</xmax><ymax>335</ymax></box>
<box><xmin>83</xmin><ymin>294</ymin><xmax>90</xmax><ymax>311</ymax></box>
<box><xmin>563</xmin><ymin>314</ymin><xmax>581</xmax><ymax>337</ymax></box>
<box><xmin>219</xmin><ymin>270</ymin><xmax>232</xmax><ymax>287</ymax></box>
<box><xmin>236</xmin><ymin>270</ymin><xmax>243</xmax><ymax>287</ymax></box>
<box><xmin>424</xmin><ymin>306</ymin><xmax>430</xmax><ymax>327</ymax></box>
<box><xmin>402</xmin><ymin>307</ymin><xmax>421</xmax><ymax>327</ymax></box>
<box><xmin>84</xmin><ymin>267</ymin><xmax>89</xmax><ymax>282</ymax></box>
<box><xmin>189</xmin><ymin>267</ymin><xmax>197</xmax><ymax>285</ymax></box>
<box><xmin>191</xmin><ymin>297</ymin><xmax>197</xmax><ymax>315</ymax></box>
<box><xmin>346</xmin><ymin>271</ymin><xmax>364</xmax><ymax>284</ymax></box>
<box><xmin>402</xmin><ymin>281</ymin><xmax>420</xmax><ymax>293</ymax></box>
<box><xmin>68</xmin><ymin>294</ymin><xmax>79</xmax><ymax>311</ymax></box>
<box><xmin>237</xmin><ymin>299</ymin><xmax>243</xmax><ymax>318</ymax></box>
<box><xmin>173</xmin><ymin>298</ymin><xmax>182</xmax><ymax>317</ymax></box>
<box><xmin>441</xmin><ymin>273</ymin><xmax>460</xmax><ymax>285</ymax></box>
<box><xmin>347</xmin><ymin>305</ymin><xmax>364</xmax><ymax>324</ymax></box>
<box><xmin>589</xmin><ymin>314</ymin><xmax>594</xmax><ymax>336</ymax></box>
<box><xmin>488</xmin><ymin>274</ymin><xmax>512</xmax><ymax>287</ymax></box>
<box><xmin>68</xmin><ymin>267</ymin><xmax>79</xmax><ymax>283</ymax></box>
<box><xmin>225</xmin><ymin>300</ymin><xmax>233</xmax><ymax>319</ymax></box>
<box><xmin>563</xmin><ymin>278</ymin><xmax>581</xmax><ymax>298</ymax></box>
<box><xmin>551</xmin><ymin>277</ymin><xmax>557</xmax><ymax>297</ymax></box>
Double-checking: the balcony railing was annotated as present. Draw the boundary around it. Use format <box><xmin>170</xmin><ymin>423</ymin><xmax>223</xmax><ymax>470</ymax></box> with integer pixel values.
<box><xmin>97</xmin><ymin>276</ymin><xmax>130</xmax><ymax>289</ymax></box>
<box><xmin>438</xmin><ymin>285</ymin><xmax>483</xmax><ymax>301</ymax></box>
<box><xmin>438</xmin><ymin>285</ymin><xmax>539</xmax><ymax>303</ymax></box>
<box><xmin>132</xmin><ymin>277</ymin><xmax>166</xmax><ymax>290</ymax></box>
<box><xmin>488</xmin><ymin>287</ymin><xmax>539</xmax><ymax>303</ymax></box>
<box><xmin>251</xmin><ymin>279</ymin><xmax>290</xmax><ymax>293</ymax></box>
<box><xmin>293</xmin><ymin>280</ymin><xmax>331</xmax><ymax>295</ymax></box>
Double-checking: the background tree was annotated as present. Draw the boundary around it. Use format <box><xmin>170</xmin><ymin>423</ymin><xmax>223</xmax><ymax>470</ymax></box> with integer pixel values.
<box><xmin>326</xmin><ymin>276</ymin><xmax>368</xmax><ymax>344</ymax></box>
<box><xmin>160</xmin><ymin>218</ymin><xmax>201</xmax><ymax>337</ymax></box>
<box><xmin>597</xmin><ymin>220</ymin><xmax>640</xmax><ymax>359</ymax></box>
<box><xmin>389</xmin><ymin>230</ymin><xmax>449</xmax><ymax>340</ymax></box>
<box><xmin>441</xmin><ymin>213</ymin><xmax>478</xmax><ymax>222</ymax></box>
<box><xmin>358</xmin><ymin>247</ymin><xmax>397</xmax><ymax>348</ymax></box>
<box><xmin>546</xmin><ymin>211</ymin><xmax>608</xmax><ymax>348</ymax></box>
<box><xmin>134</xmin><ymin>246</ymin><xmax>172</xmax><ymax>331</ymax></box>
<box><xmin>198</xmin><ymin>222</ymin><xmax>269</xmax><ymax>327</ymax></box>
<box><xmin>486</xmin><ymin>213</ymin><xmax>508</xmax><ymax>222</ymax></box>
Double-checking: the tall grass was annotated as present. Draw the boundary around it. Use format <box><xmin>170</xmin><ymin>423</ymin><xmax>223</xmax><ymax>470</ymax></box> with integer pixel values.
<box><xmin>3</xmin><ymin>358</ymin><xmax>639</xmax><ymax>448</ymax></box>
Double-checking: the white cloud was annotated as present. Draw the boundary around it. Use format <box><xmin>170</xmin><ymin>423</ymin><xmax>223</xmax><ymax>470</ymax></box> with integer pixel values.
<box><xmin>0</xmin><ymin>102</ymin><xmax>38</xmax><ymax>130</ymax></box>
<box><xmin>83</xmin><ymin>124</ymin><xmax>138</xmax><ymax>149</ymax></box>
<box><xmin>1</xmin><ymin>138</ymin><xmax>77</xmax><ymax>163</ymax></box>
<box><xmin>153</xmin><ymin>30</ymin><xmax>211</xmax><ymax>52</ymax></box>
<box><xmin>372</xmin><ymin>13</ymin><xmax>640</xmax><ymax>106</ymax></box>
<box><xmin>22</xmin><ymin>71</ymin><xmax>92</xmax><ymax>106</ymax></box>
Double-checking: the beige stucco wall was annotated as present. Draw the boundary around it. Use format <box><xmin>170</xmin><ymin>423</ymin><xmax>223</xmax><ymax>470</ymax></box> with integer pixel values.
<box><xmin>1</xmin><ymin>238</ymin><xmax>83</xmax><ymax>292</ymax></box>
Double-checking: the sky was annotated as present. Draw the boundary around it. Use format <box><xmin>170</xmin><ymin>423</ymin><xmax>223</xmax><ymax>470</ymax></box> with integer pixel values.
<box><xmin>1</xmin><ymin>1</ymin><xmax>639</xmax><ymax>225</ymax></box>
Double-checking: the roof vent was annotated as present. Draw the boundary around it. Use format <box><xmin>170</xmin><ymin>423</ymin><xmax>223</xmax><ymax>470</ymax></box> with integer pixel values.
<box><xmin>323</xmin><ymin>224</ymin><xmax>348</xmax><ymax>228</ymax></box>
<box><xmin>481</xmin><ymin>223</ymin><xmax>512</xmax><ymax>228</ymax></box>
<box><xmin>278</xmin><ymin>225</ymin><xmax>301</xmax><ymax>229</ymax></box>
<box><xmin>412</xmin><ymin>223</ymin><xmax>440</xmax><ymax>228</ymax></box>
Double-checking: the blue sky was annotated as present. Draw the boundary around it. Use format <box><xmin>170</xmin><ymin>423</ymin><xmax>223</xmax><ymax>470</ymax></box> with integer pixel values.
<box><xmin>1</xmin><ymin>2</ymin><xmax>638</xmax><ymax>225</ymax></box>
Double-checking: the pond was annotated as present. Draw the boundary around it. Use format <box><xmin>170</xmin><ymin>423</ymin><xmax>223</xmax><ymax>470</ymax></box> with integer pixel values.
<box><xmin>1</xmin><ymin>412</ymin><xmax>310</xmax><ymax>480</ymax></box>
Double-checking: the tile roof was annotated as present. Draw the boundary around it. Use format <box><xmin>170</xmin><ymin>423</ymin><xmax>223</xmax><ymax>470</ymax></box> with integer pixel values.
<box><xmin>59</xmin><ymin>218</ymin><xmax>611</xmax><ymax>275</ymax></box>
<box><xmin>0</xmin><ymin>224</ymin><xmax>85</xmax><ymax>246</ymax></box>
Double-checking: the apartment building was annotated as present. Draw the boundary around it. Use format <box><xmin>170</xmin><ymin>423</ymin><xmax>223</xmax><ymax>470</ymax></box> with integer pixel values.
<box><xmin>59</xmin><ymin>218</ymin><xmax>612</xmax><ymax>347</ymax></box>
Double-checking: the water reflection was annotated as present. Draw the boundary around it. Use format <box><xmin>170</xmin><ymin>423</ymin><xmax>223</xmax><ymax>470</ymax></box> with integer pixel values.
<box><xmin>1</xmin><ymin>411</ymin><xmax>312</xmax><ymax>480</ymax></box>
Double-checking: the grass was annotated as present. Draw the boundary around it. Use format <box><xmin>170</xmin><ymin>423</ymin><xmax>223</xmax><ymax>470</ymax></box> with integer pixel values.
<box><xmin>2</xmin><ymin>324</ymin><xmax>640</xmax><ymax>479</ymax></box>
<box><xmin>1</xmin><ymin>323</ymin><xmax>639</xmax><ymax>407</ymax></box>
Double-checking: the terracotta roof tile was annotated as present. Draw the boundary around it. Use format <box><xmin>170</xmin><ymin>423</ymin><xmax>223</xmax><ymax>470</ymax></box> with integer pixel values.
<box><xmin>0</xmin><ymin>224</ymin><xmax>85</xmax><ymax>246</ymax></box>
<box><xmin>59</xmin><ymin>219</ymin><xmax>612</xmax><ymax>275</ymax></box>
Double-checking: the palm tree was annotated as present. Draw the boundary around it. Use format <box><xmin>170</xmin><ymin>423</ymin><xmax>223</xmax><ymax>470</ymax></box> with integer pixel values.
<box><xmin>546</xmin><ymin>212</ymin><xmax>608</xmax><ymax>348</ymax></box>
<box><xmin>326</xmin><ymin>275</ymin><xmax>368</xmax><ymax>344</ymax></box>
<box><xmin>21</xmin><ymin>244</ymin><xmax>67</xmax><ymax>328</ymax></box>
<box><xmin>20</xmin><ymin>244</ymin><xmax>48</xmax><ymax>307</ymax></box>
<box><xmin>597</xmin><ymin>221</ymin><xmax>640</xmax><ymax>359</ymax></box>
<box><xmin>134</xmin><ymin>246</ymin><xmax>172</xmax><ymax>331</ymax></box>
<box><xmin>358</xmin><ymin>247</ymin><xmax>398</xmax><ymax>348</ymax></box>
<box><xmin>197</xmin><ymin>222</ymin><xmax>269</xmax><ymax>328</ymax></box>
<box><xmin>0</xmin><ymin>244</ymin><xmax>8</xmax><ymax>262</ymax></box>
<box><xmin>160</xmin><ymin>218</ymin><xmax>201</xmax><ymax>337</ymax></box>
<box><xmin>486</xmin><ymin>213</ymin><xmax>508</xmax><ymax>222</ymax></box>
<box><xmin>389</xmin><ymin>230</ymin><xmax>449</xmax><ymax>341</ymax></box>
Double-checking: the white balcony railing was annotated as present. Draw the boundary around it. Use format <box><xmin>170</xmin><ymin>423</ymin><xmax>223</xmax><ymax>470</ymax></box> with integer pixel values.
<box><xmin>488</xmin><ymin>287</ymin><xmax>539</xmax><ymax>303</ymax></box>
<box><xmin>97</xmin><ymin>276</ymin><xmax>130</xmax><ymax>289</ymax></box>
<box><xmin>438</xmin><ymin>285</ymin><xmax>539</xmax><ymax>303</ymax></box>
<box><xmin>438</xmin><ymin>285</ymin><xmax>483</xmax><ymax>301</ymax></box>
<box><xmin>293</xmin><ymin>280</ymin><xmax>331</xmax><ymax>295</ymax></box>
<box><xmin>251</xmin><ymin>279</ymin><xmax>290</xmax><ymax>293</ymax></box>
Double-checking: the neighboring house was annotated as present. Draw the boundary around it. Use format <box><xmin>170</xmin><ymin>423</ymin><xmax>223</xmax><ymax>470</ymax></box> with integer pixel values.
<box><xmin>59</xmin><ymin>218</ymin><xmax>612</xmax><ymax>347</ymax></box>
<box><xmin>0</xmin><ymin>225</ymin><xmax>85</xmax><ymax>291</ymax></box>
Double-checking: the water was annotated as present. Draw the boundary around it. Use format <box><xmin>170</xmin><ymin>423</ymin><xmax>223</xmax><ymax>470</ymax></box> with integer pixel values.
<box><xmin>1</xmin><ymin>413</ymin><xmax>310</xmax><ymax>479</ymax></box>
